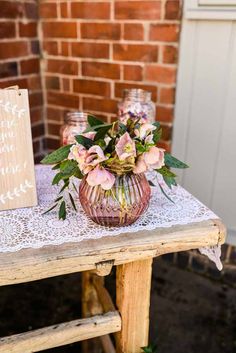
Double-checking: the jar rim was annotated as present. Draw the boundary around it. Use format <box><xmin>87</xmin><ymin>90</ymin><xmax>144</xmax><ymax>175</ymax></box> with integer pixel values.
<box><xmin>65</xmin><ymin>111</ymin><xmax>88</xmax><ymax>123</ymax></box>
<box><xmin>123</xmin><ymin>88</ymin><xmax>152</xmax><ymax>101</ymax></box>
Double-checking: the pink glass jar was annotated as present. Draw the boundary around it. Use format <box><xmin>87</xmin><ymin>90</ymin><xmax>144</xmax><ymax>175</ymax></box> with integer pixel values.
<box><xmin>60</xmin><ymin>111</ymin><xmax>88</xmax><ymax>146</ymax></box>
<box><xmin>79</xmin><ymin>173</ymin><xmax>151</xmax><ymax>227</ymax></box>
<box><xmin>118</xmin><ymin>89</ymin><xmax>156</xmax><ymax>124</ymax></box>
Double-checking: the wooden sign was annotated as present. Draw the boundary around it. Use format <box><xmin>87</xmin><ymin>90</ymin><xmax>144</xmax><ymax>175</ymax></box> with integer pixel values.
<box><xmin>0</xmin><ymin>88</ymin><xmax>37</xmax><ymax>211</ymax></box>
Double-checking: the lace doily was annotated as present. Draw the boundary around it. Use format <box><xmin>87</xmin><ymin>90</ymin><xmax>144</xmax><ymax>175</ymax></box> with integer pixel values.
<box><xmin>0</xmin><ymin>166</ymin><xmax>222</xmax><ymax>269</ymax></box>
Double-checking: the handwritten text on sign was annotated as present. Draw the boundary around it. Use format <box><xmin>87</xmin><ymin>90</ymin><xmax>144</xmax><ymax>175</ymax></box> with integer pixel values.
<box><xmin>0</xmin><ymin>89</ymin><xmax>37</xmax><ymax>211</ymax></box>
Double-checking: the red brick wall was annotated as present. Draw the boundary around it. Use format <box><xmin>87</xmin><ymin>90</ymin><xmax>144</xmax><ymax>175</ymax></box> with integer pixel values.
<box><xmin>0</xmin><ymin>0</ymin><xmax>44</xmax><ymax>162</ymax></box>
<box><xmin>40</xmin><ymin>0</ymin><xmax>182</xmax><ymax>152</ymax></box>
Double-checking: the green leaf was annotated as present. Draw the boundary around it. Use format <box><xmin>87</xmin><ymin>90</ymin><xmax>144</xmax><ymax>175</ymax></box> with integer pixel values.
<box><xmin>164</xmin><ymin>153</ymin><xmax>188</xmax><ymax>169</ymax></box>
<box><xmin>69</xmin><ymin>193</ymin><xmax>77</xmax><ymax>211</ymax></box>
<box><xmin>73</xmin><ymin>166</ymin><xmax>83</xmax><ymax>179</ymax></box>
<box><xmin>152</xmin><ymin>122</ymin><xmax>160</xmax><ymax>129</ymax></box>
<box><xmin>136</xmin><ymin>142</ymin><xmax>146</xmax><ymax>153</ymax></box>
<box><xmin>59</xmin><ymin>180</ymin><xmax>69</xmax><ymax>194</ymax></box>
<box><xmin>157</xmin><ymin>166</ymin><xmax>176</xmax><ymax>178</ymax></box>
<box><xmin>148</xmin><ymin>180</ymin><xmax>156</xmax><ymax>187</ymax></box>
<box><xmin>75</xmin><ymin>135</ymin><xmax>94</xmax><ymax>149</ymax></box>
<box><xmin>42</xmin><ymin>203</ymin><xmax>58</xmax><ymax>215</ymax></box>
<box><xmin>158</xmin><ymin>182</ymin><xmax>174</xmax><ymax>203</ymax></box>
<box><xmin>94</xmin><ymin>124</ymin><xmax>112</xmax><ymax>141</ymax></box>
<box><xmin>153</xmin><ymin>128</ymin><xmax>162</xmax><ymax>143</ymax></box>
<box><xmin>59</xmin><ymin>201</ymin><xmax>66</xmax><ymax>220</ymax></box>
<box><xmin>41</xmin><ymin>145</ymin><xmax>72</xmax><ymax>165</ymax></box>
<box><xmin>52</xmin><ymin>172</ymin><xmax>63</xmax><ymax>185</ymax></box>
<box><xmin>52</xmin><ymin>163</ymin><xmax>61</xmax><ymax>170</ymax></box>
<box><xmin>88</xmin><ymin>115</ymin><xmax>104</xmax><ymax>127</ymax></box>
<box><xmin>163</xmin><ymin>175</ymin><xmax>177</xmax><ymax>189</ymax></box>
<box><xmin>60</xmin><ymin>159</ymin><xmax>78</xmax><ymax>178</ymax></box>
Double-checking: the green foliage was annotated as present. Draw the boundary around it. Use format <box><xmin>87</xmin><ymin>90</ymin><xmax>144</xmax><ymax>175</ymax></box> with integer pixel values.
<box><xmin>158</xmin><ymin>182</ymin><xmax>174</xmax><ymax>203</ymax></box>
<box><xmin>94</xmin><ymin>124</ymin><xmax>112</xmax><ymax>141</ymax></box>
<box><xmin>156</xmin><ymin>166</ymin><xmax>176</xmax><ymax>178</ymax></box>
<box><xmin>59</xmin><ymin>201</ymin><xmax>66</xmax><ymax>220</ymax></box>
<box><xmin>153</xmin><ymin>128</ymin><xmax>162</xmax><ymax>144</ymax></box>
<box><xmin>141</xmin><ymin>343</ymin><xmax>158</xmax><ymax>353</ymax></box>
<box><xmin>88</xmin><ymin>115</ymin><xmax>104</xmax><ymax>127</ymax></box>
<box><xmin>40</xmin><ymin>145</ymin><xmax>72</xmax><ymax>165</ymax></box>
<box><xmin>164</xmin><ymin>153</ymin><xmax>188</xmax><ymax>169</ymax></box>
<box><xmin>75</xmin><ymin>135</ymin><xmax>94</xmax><ymax>149</ymax></box>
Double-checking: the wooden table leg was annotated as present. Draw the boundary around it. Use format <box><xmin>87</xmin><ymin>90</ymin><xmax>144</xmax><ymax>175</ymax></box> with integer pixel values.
<box><xmin>116</xmin><ymin>259</ymin><xmax>153</xmax><ymax>353</ymax></box>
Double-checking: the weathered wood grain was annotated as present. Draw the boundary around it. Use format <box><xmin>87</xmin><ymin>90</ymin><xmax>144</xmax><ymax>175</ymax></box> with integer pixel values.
<box><xmin>0</xmin><ymin>312</ymin><xmax>121</xmax><ymax>353</ymax></box>
<box><xmin>0</xmin><ymin>219</ymin><xmax>225</xmax><ymax>286</ymax></box>
<box><xmin>116</xmin><ymin>259</ymin><xmax>153</xmax><ymax>353</ymax></box>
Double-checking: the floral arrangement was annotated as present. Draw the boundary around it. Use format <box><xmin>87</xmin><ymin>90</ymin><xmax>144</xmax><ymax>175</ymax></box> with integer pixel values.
<box><xmin>41</xmin><ymin>114</ymin><xmax>188</xmax><ymax>220</ymax></box>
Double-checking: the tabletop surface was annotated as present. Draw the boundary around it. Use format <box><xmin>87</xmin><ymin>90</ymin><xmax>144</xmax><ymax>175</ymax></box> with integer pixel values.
<box><xmin>0</xmin><ymin>219</ymin><xmax>225</xmax><ymax>286</ymax></box>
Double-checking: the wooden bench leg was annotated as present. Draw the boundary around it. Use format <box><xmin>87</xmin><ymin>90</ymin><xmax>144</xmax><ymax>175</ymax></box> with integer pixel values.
<box><xmin>116</xmin><ymin>259</ymin><xmax>153</xmax><ymax>353</ymax></box>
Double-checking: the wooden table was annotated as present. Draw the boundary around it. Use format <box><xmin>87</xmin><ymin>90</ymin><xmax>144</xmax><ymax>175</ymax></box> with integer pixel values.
<box><xmin>0</xmin><ymin>219</ymin><xmax>226</xmax><ymax>353</ymax></box>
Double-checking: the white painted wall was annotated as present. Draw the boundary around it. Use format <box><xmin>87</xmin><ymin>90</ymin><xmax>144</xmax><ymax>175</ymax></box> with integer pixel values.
<box><xmin>173</xmin><ymin>0</ymin><xmax>236</xmax><ymax>240</ymax></box>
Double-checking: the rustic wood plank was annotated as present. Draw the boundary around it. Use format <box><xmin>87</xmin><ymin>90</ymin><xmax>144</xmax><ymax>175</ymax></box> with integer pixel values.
<box><xmin>0</xmin><ymin>219</ymin><xmax>225</xmax><ymax>286</ymax></box>
<box><xmin>92</xmin><ymin>274</ymin><xmax>116</xmax><ymax>313</ymax></box>
<box><xmin>0</xmin><ymin>312</ymin><xmax>121</xmax><ymax>353</ymax></box>
<box><xmin>116</xmin><ymin>259</ymin><xmax>153</xmax><ymax>353</ymax></box>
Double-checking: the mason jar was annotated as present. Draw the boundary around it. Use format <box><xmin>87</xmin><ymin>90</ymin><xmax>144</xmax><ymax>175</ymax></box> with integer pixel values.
<box><xmin>60</xmin><ymin>111</ymin><xmax>88</xmax><ymax>146</ymax></box>
<box><xmin>117</xmin><ymin>89</ymin><xmax>156</xmax><ymax>124</ymax></box>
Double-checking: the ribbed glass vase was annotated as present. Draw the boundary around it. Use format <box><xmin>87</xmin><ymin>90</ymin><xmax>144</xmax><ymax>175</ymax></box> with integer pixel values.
<box><xmin>79</xmin><ymin>173</ymin><xmax>151</xmax><ymax>227</ymax></box>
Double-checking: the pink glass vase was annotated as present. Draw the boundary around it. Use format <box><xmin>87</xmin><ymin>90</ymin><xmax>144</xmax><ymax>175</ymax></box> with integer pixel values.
<box><xmin>79</xmin><ymin>173</ymin><xmax>151</xmax><ymax>227</ymax></box>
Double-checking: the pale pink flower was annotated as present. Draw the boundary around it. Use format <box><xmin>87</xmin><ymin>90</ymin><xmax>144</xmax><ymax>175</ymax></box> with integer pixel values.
<box><xmin>115</xmin><ymin>132</ymin><xmax>136</xmax><ymax>161</ymax></box>
<box><xmin>85</xmin><ymin>145</ymin><xmax>107</xmax><ymax>168</ymax></box>
<box><xmin>69</xmin><ymin>144</ymin><xmax>87</xmax><ymax>163</ymax></box>
<box><xmin>83</xmin><ymin>131</ymin><xmax>96</xmax><ymax>140</ymax></box>
<box><xmin>133</xmin><ymin>155</ymin><xmax>148</xmax><ymax>174</ymax></box>
<box><xmin>134</xmin><ymin>123</ymin><xmax>156</xmax><ymax>140</ymax></box>
<box><xmin>87</xmin><ymin>165</ymin><xmax>115</xmax><ymax>190</ymax></box>
<box><xmin>144</xmin><ymin>146</ymin><xmax>165</xmax><ymax>170</ymax></box>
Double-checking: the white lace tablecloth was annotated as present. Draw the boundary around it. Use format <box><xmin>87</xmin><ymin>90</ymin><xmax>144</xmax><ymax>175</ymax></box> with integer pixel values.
<box><xmin>0</xmin><ymin>165</ymin><xmax>222</xmax><ymax>269</ymax></box>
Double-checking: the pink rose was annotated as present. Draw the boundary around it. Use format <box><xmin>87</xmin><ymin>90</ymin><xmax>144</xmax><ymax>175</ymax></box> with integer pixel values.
<box><xmin>87</xmin><ymin>165</ymin><xmax>115</xmax><ymax>190</ymax></box>
<box><xmin>144</xmin><ymin>146</ymin><xmax>165</xmax><ymax>170</ymax></box>
<box><xmin>115</xmin><ymin>132</ymin><xmax>136</xmax><ymax>161</ymax></box>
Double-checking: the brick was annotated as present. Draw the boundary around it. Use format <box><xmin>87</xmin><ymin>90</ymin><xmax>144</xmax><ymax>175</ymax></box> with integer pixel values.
<box><xmin>0</xmin><ymin>62</ymin><xmax>18</xmax><ymax>79</ymax></box>
<box><xmin>0</xmin><ymin>41</ymin><xmax>28</xmax><ymax>60</ymax></box>
<box><xmin>60</xmin><ymin>2</ymin><xmax>68</xmax><ymax>18</ymax></box>
<box><xmin>165</xmin><ymin>0</ymin><xmax>181</xmax><ymax>20</ymax></box>
<box><xmin>149</xmin><ymin>24</ymin><xmax>179</xmax><ymax>42</ymax></box>
<box><xmin>124</xmin><ymin>65</ymin><xmax>143</xmax><ymax>81</ymax></box>
<box><xmin>42</xmin><ymin>22</ymin><xmax>77</xmax><ymax>38</ymax></box>
<box><xmin>0</xmin><ymin>1</ymin><xmax>24</xmax><ymax>18</ymax></box>
<box><xmin>73</xmin><ymin>79</ymin><xmax>110</xmax><ymax>97</ymax></box>
<box><xmin>0</xmin><ymin>77</ymin><xmax>27</xmax><ymax>89</ymax></box>
<box><xmin>124</xmin><ymin>23</ymin><xmax>144</xmax><ymax>41</ymax></box>
<box><xmin>19</xmin><ymin>22</ymin><xmax>37</xmax><ymax>37</ymax></box>
<box><xmin>45</xmin><ymin>76</ymin><xmax>60</xmax><ymax>90</ymax></box>
<box><xmin>145</xmin><ymin>65</ymin><xmax>176</xmax><ymax>84</ymax></box>
<box><xmin>27</xmin><ymin>76</ymin><xmax>42</xmax><ymax>90</ymax></box>
<box><xmin>161</xmin><ymin>125</ymin><xmax>172</xmax><ymax>141</ymax></box>
<box><xmin>32</xmin><ymin>122</ymin><xmax>45</xmax><ymax>139</ymax></box>
<box><xmin>31</xmin><ymin>108</ymin><xmax>44</xmax><ymax>124</ymax></box>
<box><xmin>71</xmin><ymin>2</ymin><xmax>110</xmax><ymax>19</ymax></box>
<box><xmin>31</xmin><ymin>40</ymin><xmax>40</xmax><ymax>55</ymax></box>
<box><xmin>24</xmin><ymin>2</ymin><xmax>38</xmax><ymax>20</ymax></box>
<box><xmin>21</xmin><ymin>58</ymin><xmax>40</xmax><ymax>75</ymax></box>
<box><xmin>47</xmin><ymin>92</ymin><xmax>80</xmax><ymax>109</ymax></box>
<box><xmin>115</xmin><ymin>1</ymin><xmax>161</xmax><ymax>20</ymax></box>
<box><xmin>62</xmin><ymin>78</ymin><xmax>70</xmax><ymax>91</ymax></box>
<box><xmin>83</xmin><ymin>97</ymin><xmax>117</xmax><ymax>114</ymax></box>
<box><xmin>59</xmin><ymin>42</ymin><xmax>69</xmax><ymax>56</ymax></box>
<box><xmin>81</xmin><ymin>23</ymin><xmax>120</xmax><ymax>40</ymax></box>
<box><xmin>163</xmin><ymin>45</ymin><xmax>178</xmax><ymax>64</ymax></box>
<box><xmin>160</xmin><ymin>87</ymin><xmax>175</xmax><ymax>104</ymax></box>
<box><xmin>47</xmin><ymin>122</ymin><xmax>61</xmax><ymax>136</ymax></box>
<box><xmin>157</xmin><ymin>106</ymin><xmax>174</xmax><ymax>123</ymax></box>
<box><xmin>43</xmin><ymin>41</ymin><xmax>58</xmax><ymax>55</ymax></box>
<box><xmin>29</xmin><ymin>92</ymin><xmax>43</xmax><ymax>108</ymax></box>
<box><xmin>33</xmin><ymin>140</ymin><xmax>40</xmax><ymax>154</ymax></box>
<box><xmin>47</xmin><ymin>107</ymin><xmax>65</xmax><ymax>122</ymax></box>
<box><xmin>113</xmin><ymin>44</ymin><xmax>158</xmax><ymax>62</ymax></box>
<box><xmin>71</xmin><ymin>42</ymin><xmax>109</xmax><ymax>59</ymax></box>
<box><xmin>115</xmin><ymin>82</ymin><xmax>157</xmax><ymax>101</ymax></box>
<box><xmin>44</xmin><ymin>137</ymin><xmax>60</xmax><ymax>150</ymax></box>
<box><xmin>40</xmin><ymin>2</ymin><xmax>57</xmax><ymax>18</ymax></box>
<box><xmin>82</xmin><ymin>62</ymin><xmax>120</xmax><ymax>79</ymax></box>
<box><xmin>47</xmin><ymin>59</ymin><xmax>78</xmax><ymax>76</ymax></box>
<box><xmin>158</xmin><ymin>140</ymin><xmax>171</xmax><ymax>153</ymax></box>
<box><xmin>0</xmin><ymin>22</ymin><xmax>16</xmax><ymax>38</ymax></box>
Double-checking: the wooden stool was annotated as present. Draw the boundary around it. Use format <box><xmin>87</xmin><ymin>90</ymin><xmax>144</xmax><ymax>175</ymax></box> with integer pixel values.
<box><xmin>0</xmin><ymin>219</ymin><xmax>225</xmax><ymax>353</ymax></box>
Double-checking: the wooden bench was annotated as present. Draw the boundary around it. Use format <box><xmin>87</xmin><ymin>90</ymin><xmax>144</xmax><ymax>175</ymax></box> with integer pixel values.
<box><xmin>0</xmin><ymin>219</ymin><xmax>226</xmax><ymax>353</ymax></box>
